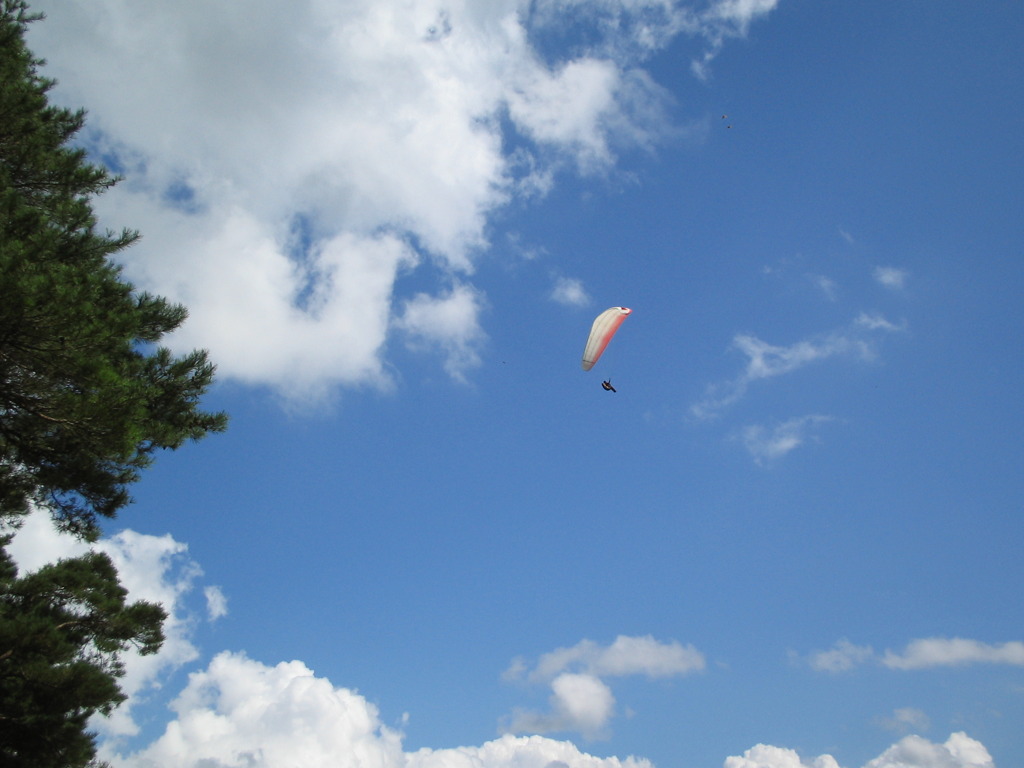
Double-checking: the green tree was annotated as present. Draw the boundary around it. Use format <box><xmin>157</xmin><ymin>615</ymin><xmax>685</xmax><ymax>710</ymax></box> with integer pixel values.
<box><xmin>0</xmin><ymin>543</ymin><xmax>166</xmax><ymax>768</ymax></box>
<box><xmin>0</xmin><ymin>0</ymin><xmax>227</xmax><ymax>540</ymax></box>
<box><xmin>0</xmin><ymin>2</ymin><xmax>227</xmax><ymax>764</ymax></box>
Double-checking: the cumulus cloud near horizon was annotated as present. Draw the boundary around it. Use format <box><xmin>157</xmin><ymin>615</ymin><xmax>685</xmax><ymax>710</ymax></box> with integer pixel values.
<box><xmin>26</xmin><ymin>0</ymin><xmax>777</xmax><ymax>403</ymax></box>
<box><xmin>501</xmin><ymin>635</ymin><xmax>705</xmax><ymax>738</ymax></box>
<box><xmin>725</xmin><ymin>732</ymin><xmax>992</xmax><ymax>768</ymax></box>
<box><xmin>97</xmin><ymin>646</ymin><xmax>995</xmax><ymax>768</ymax></box>
<box><xmin>3</xmin><ymin>518</ymin><xmax>1006</xmax><ymax>767</ymax></box>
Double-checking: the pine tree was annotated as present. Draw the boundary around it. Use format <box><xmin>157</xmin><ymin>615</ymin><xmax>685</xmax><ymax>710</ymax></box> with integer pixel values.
<box><xmin>0</xmin><ymin>543</ymin><xmax>166</xmax><ymax>767</ymax></box>
<box><xmin>0</xmin><ymin>0</ymin><xmax>227</xmax><ymax>540</ymax></box>
<box><xmin>0</xmin><ymin>2</ymin><xmax>228</xmax><ymax>764</ymax></box>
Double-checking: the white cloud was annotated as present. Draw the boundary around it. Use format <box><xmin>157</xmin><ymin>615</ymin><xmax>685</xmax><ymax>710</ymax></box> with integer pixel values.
<box><xmin>108</xmin><ymin>652</ymin><xmax>652</xmax><ymax>768</ymax></box>
<box><xmin>507</xmin><ymin>57</ymin><xmax>624</xmax><ymax>172</ymax></box>
<box><xmin>873</xmin><ymin>267</ymin><xmax>909</xmax><ymax>290</ymax></box>
<box><xmin>395</xmin><ymin>282</ymin><xmax>487</xmax><ymax>381</ymax></box>
<box><xmin>687</xmin><ymin>0</ymin><xmax>781</xmax><ymax>79</ymax></box>
<box><xmin>90</xmin><ymin>643</ymin><xmax>1000</xmax><ymax>768</ymax></box>
<box><xmin>5</xmin><ymin>506</ymin><xmax>90</xmax><ymax>570</ymax></box>
<box><xmin>807</xmin><ymin>637</ymin><xmax>1024</xmax><ymax>673</ymax></box>
<box><xmin>508</xmin><ymin>635</ymin><xmax>706</xmax><ymax>684</ymax></box>
<box><xmin>7</xmin><ymin>511</ymin><xmax>215</xmax><ymax>739</ymax></box>
<box><xmin>502</xmin><ymin>635</ymin><xmax>703</xmax><ymax>738</ymax></box>
<box><xmin>741</xmin><ymin>414</ymin><xmax>834</xmax><ymax>464</ymax></box>
<box><xmin>810</xmin><ymin>274</ymin><xmax>839</xmax><ymax>301</ymax></box>
<box><xmin>95</xmin><ymin>530</ymin><xmax>205</xmax><ymax>738</ymax></box>
<box><xmin>506</xmin><ymin>673</ymin><xmax>617</xmax><ymax>738</ymax></box>
<box><xmin>855</xmin><ymin>312</ymin><xmax>906</xmax><ymax>333</ymax></box>
<box><xmin>877</xmin><ymin>707</ymin><xmax>931</xmax><ymax>735</ymax></box>
<box><xmin>691</xmin><ymin>319</ymin><xmax>883</xmax><ymax>419</ymax></box>
<box><xmin>724</xmin><ymin>733</ymin><xmax>992</xmax><ymax>768</ymax></box>
<box><xmin>409</xmin><ymin>734</ymin><xmax>654</xmax><ymax>768</ymax></box>
<box><xmin>882</xmin><ymin>638</ymin><xmax>1024</xmax><ymax>670</ymax></box>
<box><xmin>807</xmin><ymin>640</ymin><xmax>875</xmax><ymax>673</ymax></box>
<box><xmin>551</xmin><ymin>277</ymin><xmax>591</xmax><ymax>307</ymax></box>
<box><xmin>108</xmin><ymin>651</ymin><xmax>406</xmax><ymax>768</ymax></box>
<box><xmin>735</xmin><ymin>333</ymin><xmax>868</xmax><ymax>380</ymax></box>
<box><xmin>104</xmin><ymin>650</ymin><xmax>997</xmax><ymax>768</ymax></box>
<box><xmin>724</xmin><ymin>743</ymin><xmax>840</xmax><ymax>768</ymax></box>
<box><xmin>25</xmin><ymin>0</ymin><xmax>776</xmax><ymax>402</ymax></box>
<box><xmin>205</xmin><ymin>585</ymin><xmax>229</xmax><ymax>621</ymax></box>
<box><xmin>863</xmin><ymin>733</ymin><xmax>993</xmax><ymax>768</ymax></box>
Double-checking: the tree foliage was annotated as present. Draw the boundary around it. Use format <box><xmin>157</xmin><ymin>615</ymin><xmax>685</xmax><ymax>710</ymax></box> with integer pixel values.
<box><xmin>0</xmin><ymin>542</ymin><xmax>166</xmax><ymax>767</ymax></box>
<box><xmin>0</xmin><ymin>0</ymin><xmax>227</xmax><ymax>540</ymax></box>
<box><xmin>0</xmin><ymin>2</ymin><xmax>228</xmax><ymax>764</ymax></box>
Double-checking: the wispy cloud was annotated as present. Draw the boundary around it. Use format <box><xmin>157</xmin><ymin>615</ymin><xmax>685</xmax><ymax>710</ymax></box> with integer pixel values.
<box><xmin>809</xmin><ymin>274</ymin><xmax>839</xmax><ymax>301</ymax></box>
<box><xmin>855</xmin><ymin>311</ymin><xmax>906</xmax><ymax>332</ymax></box>
<box><xmin>806</xmin><ymin>637</ymin><xmax>1024</xmax><ymax>673</ymax></box>
<box><xmin>741</xmin><ymin>415</ymin><xmax>834</xmax><ymax>464</ymax></box>
<box><xmin>502</xmin><ymin>635</ymin><xmax>704</xmax><ymax>738</ymax></box>
<box><xmin>876</xmin><ymin>707</ymin><xmax>931</xmax><ymax>735</ymax></box>
<box><xmin>691</xmin><ymin>318</ymin><xmax>889</xmax><ymax>419</ymax></box>
<box><xmin>687</xmin><ymin>0</ymin><xmax>782</xmax><ymax>80</ymax></box>
<box><xmin>883</xmin><ymin>638</ymin><xmax>1024</xmax><ymax>670</ymax></box>
<box><xmin>807</xmin><ymin>639</ymin><xmax>875</xmax><ymax>673</ymax></box>
<box><xmin>874</xmin><ymin>266</ymin><xmax>910</xmax><ymax>290</ymax></box>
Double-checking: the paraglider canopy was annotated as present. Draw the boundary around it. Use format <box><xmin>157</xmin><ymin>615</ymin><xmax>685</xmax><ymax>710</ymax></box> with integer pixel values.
<box><xmin>582</xmin><ymin>307</ymin><xmax>631</xmax><ymax>371</ymax></box>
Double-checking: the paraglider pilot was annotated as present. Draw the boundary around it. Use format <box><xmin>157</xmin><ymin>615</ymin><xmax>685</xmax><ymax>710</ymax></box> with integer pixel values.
<box><xmin>601</xmin><ymin>380</ymin><xmax>616</xmax><ymax>392</ymax></box>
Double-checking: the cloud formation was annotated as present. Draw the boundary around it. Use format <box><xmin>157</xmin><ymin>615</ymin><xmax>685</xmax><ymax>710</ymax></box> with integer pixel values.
<box><xmin>94</xmin><ymin>639</ymin><xmax>993</xmax><ymax>768</ymax></box>
<box><xmin>551</xmin><ymin>276</ymin><xmax>591</xmax><ymax>307</ymax></box>
<box><xmin>691</xmin><ymin>315</ymin><xmax>903</xmax><ymax>419</ymax></box>
<box><xmin>873</xmin><ymin>267</ymin><xmax>909</xmax><ymax>290</ymax></box>
<box><xmin>6</xmin><ymin>520</ymin><xmax>1002</xmax><ymax>768</ymax></box>
<box><xmin>883</xmin><ymin>638</ymin><xmax>1024</xmax><ymax>670</ymax></box>
<box><xmin>27</xmin><ymin>0</ymin><xmax>777</xmax><ymax>403</ymax></box>
<box><xmin>107</xmin><ymin>650</ymin><xmax>655</xmax><ymax>768</ymax></box>
<box><xmin>864</xmin><ymin>732</ymin><xmax>993</xmax><ymax>768</ymax></box>
<box><xmin>204</xmin><ymin>585</ymin><xmax>229</xmax><ymax>621</ymax></box>
<box><xmin>741</xmin><ymin>414</ymin><xmax>834</xmax><ymax>464</ymax></box>
<box><xmin>807</xmin><ymin>637</ymin><xmax>1024</xmax><ymax>673</ymax></box>
<box><xmin>502</xmin><ymin>635</ymin><xmax>704</xmax><ymax>737</ymax></box>
<box><xmin>876</xmin><ymin>708</ymin><xmax>931</xmax><ymax>736</ymax></box>
<box><xmin>506</xmin><ymin>673</ymin><xmax>618</xmax><ymax>739</ymax></box>
<box><xmin>807</xmin><ymin>639</ymin><xmax>876</xmax><ymax>673</ymax></box>
<box><xmin>724</xmin><ymin>733</ymin><xmax>992</xmax><ymax>768</ymax></box>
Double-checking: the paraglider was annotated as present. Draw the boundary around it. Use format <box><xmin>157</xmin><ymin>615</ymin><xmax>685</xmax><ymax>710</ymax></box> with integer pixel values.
<box><xmin>582</xmin><ymin>307</ymin><xmax>631</xmax><ymax>389</ymax></box>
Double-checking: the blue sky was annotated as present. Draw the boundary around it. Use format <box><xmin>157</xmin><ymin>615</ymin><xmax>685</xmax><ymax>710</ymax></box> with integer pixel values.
<box><xmin>12</xmin><ymin>1</ymin><xmax>1024</xmax><ymax>766</ymax></box>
